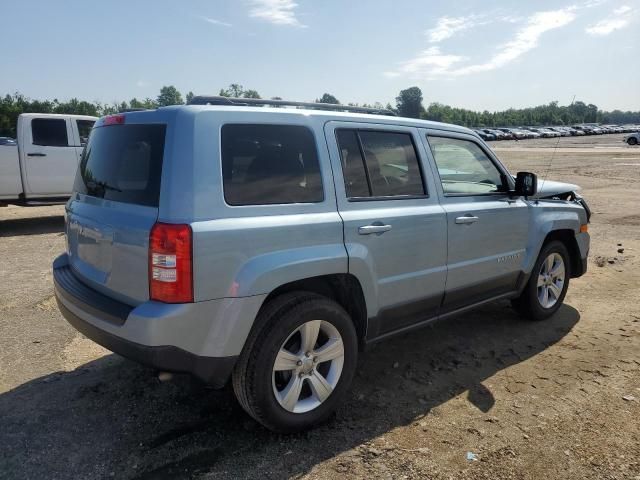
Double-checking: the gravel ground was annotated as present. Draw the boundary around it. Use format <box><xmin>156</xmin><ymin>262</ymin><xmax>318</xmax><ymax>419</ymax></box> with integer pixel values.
<box><xmin>1</xmin><ymin>134</ymin><xmax>639</xmax><ymax>479</ymax></box>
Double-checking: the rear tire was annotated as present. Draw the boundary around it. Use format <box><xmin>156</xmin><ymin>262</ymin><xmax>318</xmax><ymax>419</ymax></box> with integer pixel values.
<box><xmin>628</xmin><ymin>137</ymin><xmax>638</xmax><ymax>145</ymax></box>
<box><xmin>512</xmin><ymin>241</ymin><xmax>571</xmax><ymax>321</ymax></box>
<box><xmin>232</xmin><ymin>292</ymin><xmax>358</xmax><ymax>433</ymax></box>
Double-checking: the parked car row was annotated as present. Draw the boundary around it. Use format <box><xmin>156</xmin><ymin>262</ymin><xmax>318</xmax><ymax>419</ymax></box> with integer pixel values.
<box><xmin>473</xmin><ymin>124</ymin><xmax>640</xmax><ymax>141</ymax></box>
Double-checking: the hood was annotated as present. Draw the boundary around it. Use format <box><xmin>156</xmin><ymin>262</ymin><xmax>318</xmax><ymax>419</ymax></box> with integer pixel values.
<box><xmin>534</xmin><ymin>179</ymin><xmax>581</xmax><ymax>198</ymax></box>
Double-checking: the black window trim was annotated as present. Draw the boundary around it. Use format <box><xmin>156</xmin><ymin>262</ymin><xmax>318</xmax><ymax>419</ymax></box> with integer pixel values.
<box><xmin>219</xmin><ymin>122</ymin><xmax>326</xmax><ymax>208</ymax></box>
<box><xmin>425</xmin><ymin>132</ymin><xmax>513</xmax><ymax>198</ymax></box>
<box><xmin>334</xmin><ymin>127</ymin><xmax>430</xmax><ymax>202</ymax></box>
<box><xmin>31</xmin><ymin>117</ymin><xmax>70</xmax><ymax>148</ymax></box>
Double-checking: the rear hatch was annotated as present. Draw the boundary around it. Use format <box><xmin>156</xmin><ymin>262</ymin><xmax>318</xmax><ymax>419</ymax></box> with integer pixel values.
<box><xmin>66</xmin><ymin>117</ymin><xmax>166</xmax><ymax>306</ymax></box>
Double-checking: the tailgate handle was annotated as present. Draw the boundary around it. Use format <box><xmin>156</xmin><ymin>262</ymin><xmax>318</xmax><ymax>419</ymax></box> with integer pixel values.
<box><xmin>358</xmin><ymin>223</ymin><xmax>392</xmax><ymax>235</ymax></box>
<box><xmin>455</xmin><ymin>215</ymin><xmax>479</xmax><ymax>225</ymax></box>
<box><xmin>27</xmin><ymin>152</ymin><xmax>47</xmax><ymax>157</ymax></box>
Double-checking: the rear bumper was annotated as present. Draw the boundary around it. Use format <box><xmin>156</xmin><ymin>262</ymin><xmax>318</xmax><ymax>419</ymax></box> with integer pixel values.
<box><xmin>56</xmin><ymin>296</ymin><xmax>236</xmax><ymax>387</ymax></box>
<box><xmin>53</xmin><ymin>254</ymin><xmax>265</xmax><ymax>387</ymax></box>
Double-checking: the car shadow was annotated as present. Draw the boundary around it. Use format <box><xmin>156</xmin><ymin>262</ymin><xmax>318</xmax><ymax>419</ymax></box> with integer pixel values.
<box><xmin>0</xmin><ymin>215</ymin><xmax>65</xmax><ymax>237</ymax></box>
<box><xmin>0</xmin><ymin>301</ymin><xmax>579</xmax><ymax>479</ymax></box>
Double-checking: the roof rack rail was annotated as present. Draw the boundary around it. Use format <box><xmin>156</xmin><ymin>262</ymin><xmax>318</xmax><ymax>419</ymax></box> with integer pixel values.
<box><xmin>188</xmin><ymin>95</ymin><xmax>396</xmax><ymax>116</ymax></box>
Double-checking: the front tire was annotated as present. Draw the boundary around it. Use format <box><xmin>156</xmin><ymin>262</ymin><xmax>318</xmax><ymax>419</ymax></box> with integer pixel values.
<box><xmin>628</xmin><ymin>137</ymin><xmax>638</xmax><ymax>146</ymax></box>
<box><xmin>232</xmin><ymin>292</ymin><xmax>358</xmax><ymax>433</ymax></box>
<box><xmin>512</xmin><ymin>241</ymin><xmax>571</xmax><ymax>321</ymax></box>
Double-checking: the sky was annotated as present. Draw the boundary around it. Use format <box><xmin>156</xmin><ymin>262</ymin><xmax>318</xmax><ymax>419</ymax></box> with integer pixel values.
<box><xmin>1</xmin><ymin>0</ymin><xmax>639</xmax><ymax>111</ymax></box>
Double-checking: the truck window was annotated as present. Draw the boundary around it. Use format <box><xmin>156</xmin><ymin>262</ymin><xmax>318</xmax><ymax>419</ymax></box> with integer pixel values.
<box><xmin>76</xmin><ymin>120</ymin><xmax>95</xmax><ymax>146</ymax></box>
<box><xmin>31</xmin><ymin>118</ymin><xmax>68</xmax><ymax>147</ymax></box>
<box><xmin>336</xmin><ymin>129</ymin><xmax>426</xmax><ymax>198</ymax></box>
<box><xmin>221</xmin><ymin>124</ymin><xmax>324</xmax><ymax>206</ymax></box>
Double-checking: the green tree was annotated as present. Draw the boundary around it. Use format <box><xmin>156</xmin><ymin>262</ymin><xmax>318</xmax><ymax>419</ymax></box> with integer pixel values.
<box><xmin>396</xmin><ymin>86</ymin><xmax>424</xmax><ymax>119</ymax></box>
<box><xmin>316</xmin><ymin>93</ymin><xmax>340</xmax><ymax>104</ymax></box>
<box><xmin>243</xmin><ymin>89</ymin><xmax>261</xmax><ymax>99</ymax></box>
<box><xmin>185</xmin><ymin>91</ymin><xmax>194</xmax><ymax>104</ymax></box>
<box><xmin>219</xmin><ymin>84</ymin><xmax>261</xmax><ymax>99</ymax></box>
<box><xmin>156</xmin><ymin>85</ymin><xmax>184</xmax><ymax>106</ymax></box>
<box><xmin>219</xmin><ymin>83</ymin><xmax>245</xmax><ymax>97</ymax></box>
<box><xmin>130</xmin><ymin>97</ymin><xmax>157</xmax><ymax>109</ymax></box>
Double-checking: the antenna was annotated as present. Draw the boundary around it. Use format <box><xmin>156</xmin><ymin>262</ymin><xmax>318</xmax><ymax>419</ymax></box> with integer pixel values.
<box><xmin>539</xmin><ymin>95</ymin><xmax>576</xmax><ymax>193</ymax></box>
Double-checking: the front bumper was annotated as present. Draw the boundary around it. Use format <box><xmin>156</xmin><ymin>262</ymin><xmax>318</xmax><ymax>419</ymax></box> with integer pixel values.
<box><xmin>53</xmin><ymin>254</ymin><xmax>266</xmax><ymax>387</ymax></box>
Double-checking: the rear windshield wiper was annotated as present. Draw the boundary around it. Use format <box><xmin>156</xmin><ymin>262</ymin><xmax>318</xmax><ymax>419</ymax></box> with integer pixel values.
<box><xmin>86</xmin><ymin>180</ymin><xmax>122</xmax><ymax>193</ymax></box>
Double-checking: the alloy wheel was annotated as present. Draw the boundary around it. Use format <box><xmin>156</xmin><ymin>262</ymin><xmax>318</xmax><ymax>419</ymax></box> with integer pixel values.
<box><xmin>272</xmin><ymin>320</ymin><xmax>344</xmax><ymax>413</ymax></box>
<box><xmin>537</xmin><ymin>253</ymin><xmax>565</xmax><ymax>309</ymax></box>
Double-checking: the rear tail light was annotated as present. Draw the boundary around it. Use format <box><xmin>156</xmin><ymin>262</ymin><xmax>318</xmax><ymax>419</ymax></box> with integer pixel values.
<box><xmin>149</xmin><ymin>223</ymin><xmax>193</xmax><ymax>303</ymax></box>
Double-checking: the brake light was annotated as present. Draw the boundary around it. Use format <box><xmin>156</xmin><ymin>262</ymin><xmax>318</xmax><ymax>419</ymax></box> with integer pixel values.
<box><xmin>149</xmin><ymin>223</ymin><xmax>193</xmax><ymax>303</ymax></box>
<box><xmin>104</xmin><ymin>114</ymin><xmax>125</xmax><ymax>126</ymax></box>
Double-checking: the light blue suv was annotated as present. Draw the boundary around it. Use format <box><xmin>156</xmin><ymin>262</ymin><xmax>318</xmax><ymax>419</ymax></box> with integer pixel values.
<box><xmin>54</xmin><ymin>97</ymin><xmax>590</xmax><ymax>432</ymax></box>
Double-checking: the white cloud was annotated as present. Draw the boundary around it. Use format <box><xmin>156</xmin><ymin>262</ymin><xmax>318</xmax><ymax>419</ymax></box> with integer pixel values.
<box><xmin>451</xmin><ymin>7</ymin><xmax>577</xmax><ymax>75</ymax></box>
<box><xmin>613</xmin><ymin>5</ymin><xmax>632</xmax><ymax>14</ymax></box>
<box><xmin>586</xmin><ymin>17</ymin><xmax>629</xmax><ymax>34</ymax></box>
<box><xmin>586</xmin><ymin>5</ymin><xmax>634</xmax><ymax>35</ymax></box>
<box><xmin>384</xmin><ymin>46</ymin><xmax>466</xmax><ymax>78</ymax></box>
<box><xmin>426</xmin><ymin>16</ymin><xmax>481</xmax><ymax>43</ymax></box>
<box><xmin>385</xmin><ymin>7</ymin><xmax>577</xmax><ymax>79</ymax></box>
<box><xmin>199</xmin><ymin>15</ymin><xmax>232</xmax><ymax>27</ymax></box>
<box><xmin>136</xmin><ymin>80</ymin><xmax>149</xmax><ymax>88</ymax></box>
<box><xmin>249</xmin><ymin>0</ymin><xmax>305</xmax><ymax>27</ymax></box>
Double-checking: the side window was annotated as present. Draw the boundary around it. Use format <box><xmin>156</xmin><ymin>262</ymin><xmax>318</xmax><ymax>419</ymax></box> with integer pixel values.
<box><xmin>335</xmin><ymin>129</ymin><xmax>426</xmax><ymax>199</ymax></box>
<box><xmin>335</xmin><ymin>130</ymin><xmax>370</xmax><ymax>198</ymax></box>
<box><xmin>427</xmin><ymin>136</ymin><xmax>506</xmax><ymax>195</ymax></box>
<box><xmin>221</xmin><ymin>124</ymin><xmax>323</xmax><ymax>206</ymax></box>
<box><xmin>31</xmin><ymin>118</ymin><xmax>68</xmax><ymax>147</ymax></box>
<box><xmin>76</xmin><ymin>120</ymin><xmax>95</xmax><ymax>146</ymax></box>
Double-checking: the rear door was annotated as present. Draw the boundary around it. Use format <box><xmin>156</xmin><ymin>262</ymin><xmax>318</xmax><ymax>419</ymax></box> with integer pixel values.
<box><xmin>66</xmin><ymin>120</ymin><xmax>166</xmax><ymax>305</ymax></box>
<box><xmin>325</xmin><ymin>121</ymin><xmax>447</xmax><ymax>339</ymax></box>
<box><xmin>21</xmin><ymin>116</ymin><xmax>77</xmax><ymax>196</ymax></box>
<box><xmin>422</xmin><ymin>130</ymin><xmax>529</xmax><ymax>312</ymax></box>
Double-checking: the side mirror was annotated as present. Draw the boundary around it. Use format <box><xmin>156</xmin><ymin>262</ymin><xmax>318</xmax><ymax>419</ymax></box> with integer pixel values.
<box><xmin>514</xmin><ymin>171</ymin><xmax>537</xmax><ymax>197</ymax></box>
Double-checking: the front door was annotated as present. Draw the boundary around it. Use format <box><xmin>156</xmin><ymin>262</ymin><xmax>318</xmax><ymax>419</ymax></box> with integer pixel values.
<box><xmin>422</xmin><ymin>130</ymin><xmax>530</xmax><ymax>312</ymax></box>
<box><xmin>325</xmin><ymin>121</ymin><xmax>447</xmax><ymax>339</ymax></box>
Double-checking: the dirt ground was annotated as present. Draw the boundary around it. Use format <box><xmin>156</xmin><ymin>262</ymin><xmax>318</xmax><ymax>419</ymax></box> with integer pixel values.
<box><xmin>1</xmin><ymin>134</ymin><xmax>639</xmax><ymax>480</ymax></box>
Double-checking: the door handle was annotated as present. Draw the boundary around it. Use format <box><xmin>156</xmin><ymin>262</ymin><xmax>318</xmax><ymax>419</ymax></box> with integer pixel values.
<box><xmin>455</xmin><ymin>215</ymin><xmax>479</xmax><ymax>225</ymax></box>
<box><xmin>27</xmin><ymin>152</ymin><xmax>47</xmax><ymax>157</ymax></box>
<box><xmin>358</xmin><ymin>224</ymin><xmax>392</xmax><ymax>235</ymax></box>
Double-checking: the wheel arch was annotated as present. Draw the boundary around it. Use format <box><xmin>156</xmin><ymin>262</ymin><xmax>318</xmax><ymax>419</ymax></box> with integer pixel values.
<box><xmin>542</xmin><ymin>229</ymin><xmax>582</xmax><ymax>278</ymax></box>
<box><xmin>262</xmin><ymin>274</ymin><xmax>369</xmax><ymax>349</ymax></box>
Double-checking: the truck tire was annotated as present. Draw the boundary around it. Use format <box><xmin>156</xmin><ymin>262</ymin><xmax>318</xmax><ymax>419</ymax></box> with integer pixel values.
<box><xmin>512</xmin><ymin>240</ymin><xmax>571</xmax><ymax>321</ymax></box>
<box><xmin>232</xmin><ymin>291</ymin><xmax>358</xmax><ymax>433</ymax></box>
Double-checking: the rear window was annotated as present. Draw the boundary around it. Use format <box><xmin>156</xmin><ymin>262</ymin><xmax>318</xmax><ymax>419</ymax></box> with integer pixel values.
<box><xmin>75</xmin><ymin>124</ymin><xmax>166</xmax><ymax>207</ymax></box>
<box><xmin>221</xmin><ymin>124</ymin><xmax>323</xmax><ymax>205</ymax></box>
<box><xmin>76</xmin><ymin>119</ymin><xmax>95</xmax><ymax>146</ymax></box>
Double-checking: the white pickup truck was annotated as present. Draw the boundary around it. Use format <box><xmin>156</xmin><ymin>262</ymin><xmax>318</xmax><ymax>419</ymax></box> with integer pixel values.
<box><xmin>0</xmin><ymin>113</ymin><xmax>97</xmax><ymax>206</ymax></box>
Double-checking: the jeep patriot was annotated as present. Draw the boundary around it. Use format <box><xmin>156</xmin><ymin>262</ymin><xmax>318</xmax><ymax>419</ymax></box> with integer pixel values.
<box><xmin>54</xmin><ymin>97</ymin><xmax>590</xmax><ymax>432</ymax></box>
